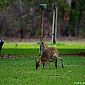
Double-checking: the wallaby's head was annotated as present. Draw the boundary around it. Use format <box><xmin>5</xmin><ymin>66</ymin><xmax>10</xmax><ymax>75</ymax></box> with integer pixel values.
<box><xmin>39</xmin><ymin>35</ymin><xmax>44</xmax><ymax>42</ymax></box>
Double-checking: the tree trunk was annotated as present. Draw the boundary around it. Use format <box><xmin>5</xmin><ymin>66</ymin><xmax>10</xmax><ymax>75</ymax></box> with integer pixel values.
<box><xmin>19</xmin><ymin>0</ymin><xmax>24</xmax><ymax>39</ymax></box>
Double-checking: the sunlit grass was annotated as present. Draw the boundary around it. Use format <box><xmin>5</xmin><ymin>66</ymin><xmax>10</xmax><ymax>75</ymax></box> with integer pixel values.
<box><xmin>3</xmin><ymin>42</ymin><xmax>39</xmax><ymax>49</ymax></box>
<box><xmin>1</xmin><ymin>42</ymin><xmax>85</xmax><ymax>55</ymax></box>
<box><xmin>3</xmin><ymin>42</ymin><xmax>85</xmax><ymax>49</ymax></box>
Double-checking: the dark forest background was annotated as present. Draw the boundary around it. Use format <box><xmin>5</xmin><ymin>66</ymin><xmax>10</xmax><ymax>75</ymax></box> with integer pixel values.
<box><xmin>0</xmin><ymin>0</ymin><xmax>85</xmax><ymax>39</ymax></box>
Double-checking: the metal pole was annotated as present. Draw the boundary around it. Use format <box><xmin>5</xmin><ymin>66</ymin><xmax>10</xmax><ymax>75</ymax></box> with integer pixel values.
<box><xmin>52</xmin><ymin>7</ymin><xmax>55</xmax><ymax>43</ymax></box>
<box><xmin>52</xmin><ymin>4</ymin><xmax>58</xmax><ymax>44</ymax></box>
<box><xmin>55</xmin><ymin>5</ymin><xmax>58</xmax><ymax>42</ymax></box>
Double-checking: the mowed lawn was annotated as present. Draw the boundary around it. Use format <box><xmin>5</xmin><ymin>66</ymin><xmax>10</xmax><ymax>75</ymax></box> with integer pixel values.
<box><xmin>0</xmin><ymin>42</ymin><xmax>85</xmax><ymax>85</ymax></box>
<box><xmin>0</xmin><ymin>56</ymin><xmax>85</xmax><ymax>85</ymax></box>
<box><xmin>1</xmin><ymin>42</ymin><xmax>85</xmax><ymax>55</ymax></box>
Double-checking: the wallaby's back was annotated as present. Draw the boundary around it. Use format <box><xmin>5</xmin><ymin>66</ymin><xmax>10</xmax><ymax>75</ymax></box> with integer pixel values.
<box><xmin>41</xmin><ymin>47</ymin><xmax>59</xmax><ymax>62</ymax></box>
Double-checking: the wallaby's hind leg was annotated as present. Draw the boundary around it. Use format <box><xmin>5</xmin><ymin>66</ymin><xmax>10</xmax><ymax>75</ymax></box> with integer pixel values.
<box><xmin>60</xmin><ymin>58</ymin><xmax>64</xmax><ymax>68</ymax></box>
<box><xmin>54</xmin><ymin>59</ymin><xmax>57</xmax><ymax>69</ymax></box>
<box><xmin>58</xmin><ymin>57</ymin><xmax>64</xmax><ymax>68</ymax></box>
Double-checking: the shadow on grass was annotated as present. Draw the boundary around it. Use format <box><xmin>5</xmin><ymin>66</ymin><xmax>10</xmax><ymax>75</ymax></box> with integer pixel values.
<box><xmin>1</xmin><ymin>48</ymin><xmax>85</xmax><ymax>56</ymax></box>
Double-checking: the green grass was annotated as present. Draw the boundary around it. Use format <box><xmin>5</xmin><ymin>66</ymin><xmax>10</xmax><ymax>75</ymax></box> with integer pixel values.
<box><xmin>1</xmin><ymin>42</ymin><xmax>85</xmax><ymax>54</ymax></box>
<box><xmin>2</xmin><ymin>42</ymin><xmax>85</xmax><ymax>49</ymax></box>
<box><xmin>0</xmin><ymin>42</ymin><xmax>85</xmax><ymax>85</ymax></box>
<box><xmin>0</xmin><ymin>56</ymin><xmax>85</xmax><ymax>85</ymax></box>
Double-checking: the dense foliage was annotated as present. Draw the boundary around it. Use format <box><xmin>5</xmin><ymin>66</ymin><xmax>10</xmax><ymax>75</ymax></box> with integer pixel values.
<box><xmin>0</xmin><ymin>0</ymin><xmax>85</xmax><ymax>39</ymax></box>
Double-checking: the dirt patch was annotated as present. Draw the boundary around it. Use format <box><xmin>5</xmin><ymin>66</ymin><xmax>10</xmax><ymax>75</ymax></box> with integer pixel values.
<box><xmin>0</xmin><ymin>54</ymin><xmax>14</xmax><ymax>59</ymax></box>
<box><xmin>0</xmin><ymin>52</ymin><xmax>85</xmax><ymax>59</ymax></box>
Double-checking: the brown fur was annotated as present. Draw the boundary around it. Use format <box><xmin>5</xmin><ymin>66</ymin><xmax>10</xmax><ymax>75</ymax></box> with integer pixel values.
<box><xmin>36</xmin><ymin>47</ymin><xmax>64</xmax><ymax>70</ymax></box>
<box><xmin>41</xmin><ymin>47</ymin><xmax>58</xmax><ymax>62</ymax></box>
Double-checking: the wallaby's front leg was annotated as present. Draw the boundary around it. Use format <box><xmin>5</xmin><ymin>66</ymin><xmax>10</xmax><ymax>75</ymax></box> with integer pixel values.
<box><xmin>39</xmin><ymin>46</ymin><xmax>41</xmax><ymax>56</ymax></box>
<box><xmin>45</xmin><ymin>61</ymin><xmax>50</xmax><ymax>69</ymax></box>
<box><xmin>61</xmin><ymin>59</ymin><xmax>64</xmax><ymax>68</ymax></box>
<box><xmin>43</xmin><ymin>63</ymin><xmax>45</xmax><ymax>68</ymax></box>
<box><xmin>54</xmin><ymin>59</ymin><xmax>57</xmax><ymax>68</ymax></box>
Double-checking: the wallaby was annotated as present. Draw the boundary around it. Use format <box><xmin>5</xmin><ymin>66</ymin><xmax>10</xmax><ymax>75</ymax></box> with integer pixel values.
<box><xmin>36</xmin><ymin>47</ymin><xmax>64</xmax><ymax>70</ymax></box>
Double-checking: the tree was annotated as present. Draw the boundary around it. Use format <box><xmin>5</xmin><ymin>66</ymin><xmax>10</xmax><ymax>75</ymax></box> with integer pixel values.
<box><xmin>0</xmin><ymin>0</ymin><xmax>12</xmax><ymax>37</ymax></box>
<box><xmin>18</xmin><ymin>0</ymin><xmax>24</xmax><ymax>39</ymax></box>
<box><xmin>0</xmin><ymin>0</ymin><xmax>12</xmax><ymax>9</ymax></box>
